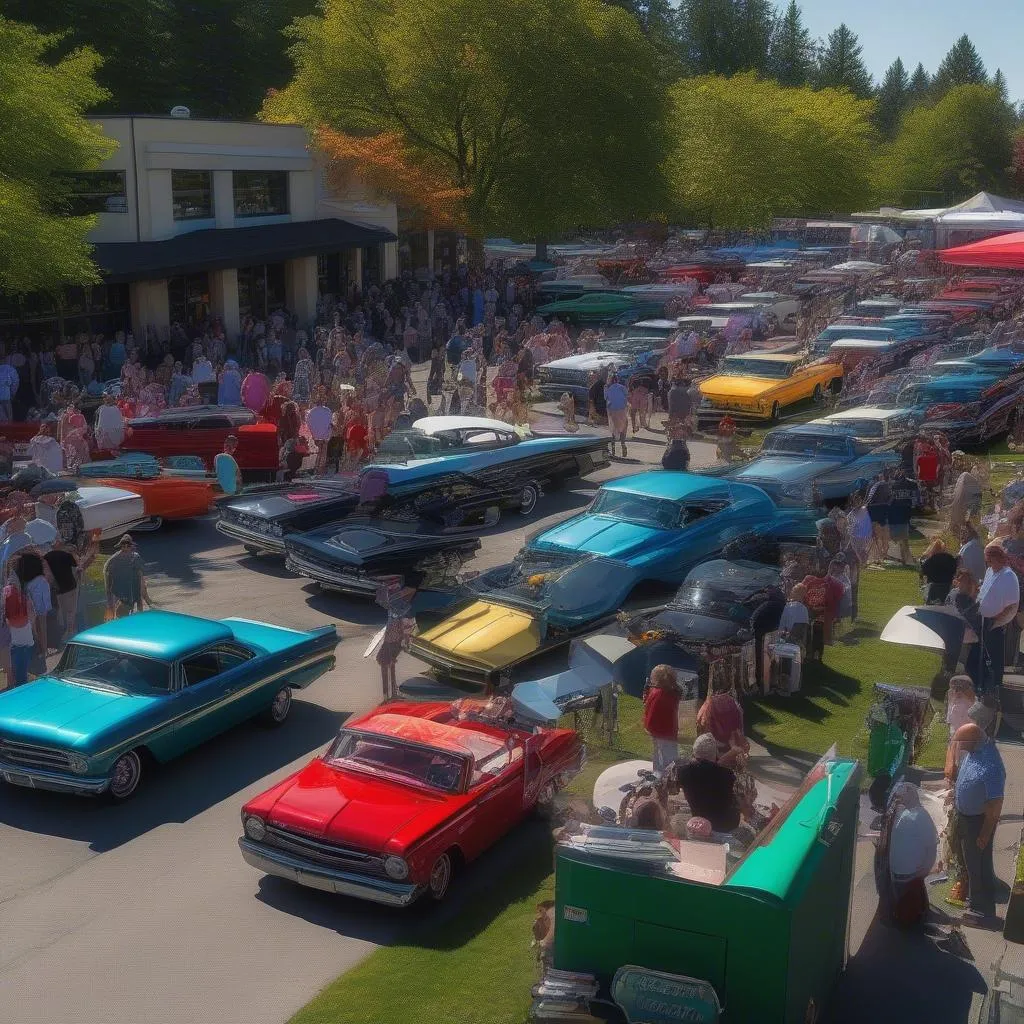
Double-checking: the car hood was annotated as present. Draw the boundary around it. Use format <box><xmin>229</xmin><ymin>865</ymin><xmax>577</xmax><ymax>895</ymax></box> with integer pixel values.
<box><xmin>531</xmin><ymin>515</ymin><xmax>668</xmax><ymax>560</ymax></box>
<box><xmin>0</xmin><ymin>677</ymin><xmax>161</xmax><ymax>749</ymax></box>
<box><xmin>699</xmin><ymin>375</ymin><xmax>779</xmax><ymax>399</ymax></box>
<box><xmin>541</xmin><ymin>352</ymin><xmax>628</xmax><ymax>372</ymax></box>
<box><xmin>286</xmin><ymin>526</ymin><xmax>475</xmax><ymax>568</ymax></box>
<box><xmin>731</xmin><ymin>455</ymin><xmax>843</xmax><ymax>485</ymax></box>
<box><xmin>415</xmin><ymin>600</ymin><xmax>542</xmax><ymax>667</ymax></box>
<box><xmin>222</xmin><ymin>485</ymin><xmax>355</xmax><ymax>520</ymax></box>
<box><xmin>267</xmin><ymin>758</ymin><xmax>454</xmax><ymax>849</ymax></box>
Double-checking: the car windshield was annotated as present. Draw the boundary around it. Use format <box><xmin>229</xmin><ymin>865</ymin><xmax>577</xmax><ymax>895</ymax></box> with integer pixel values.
<box><xmin>326</xmin><ymin>731</ymin><xmax>467</xmax><ymax>793</ymax></box>
<box><xmin>764</xmin><ymin>432</ymin><xmax>852</xmax><ymax>457</ymax></box>
<box><xmin>899</xmin><ymin>384</ymin><xmax>980</xmax><ymax>407</ymax></box>
<box><xmin>589</xmin><ymin>489</ymin><xmax>681</xmax><ymax>528</ymax></box>
<box><xmin>55</xmin><ymin>643</ymin><xmax>171</xmax><ymax>693</ymax></box>
<box><xmin>721</xmin><ymin>358</ymin><xmax>794</xmax><ymax>379</ymax></box>
<box><xmin>668</xmin><ymin>583</ymin><xmax>759</xmax><ymax>623</ymax></box>
<box><xmin>824</xmin><ymin>419</ymin><xmax>884</xmax><ymax>439</ymax></box>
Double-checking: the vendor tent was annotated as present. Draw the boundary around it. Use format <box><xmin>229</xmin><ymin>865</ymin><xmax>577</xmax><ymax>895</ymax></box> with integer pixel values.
<box><xmin>941</xmin><ymin>231</ymin><xmax>1024</xmax><ymax>269</ymax></box>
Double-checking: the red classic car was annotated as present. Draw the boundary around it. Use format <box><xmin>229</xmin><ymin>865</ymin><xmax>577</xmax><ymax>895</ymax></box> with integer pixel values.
<box><xmin>238</xmin><ymin>699</ymin><xmax>584</xmax><ymax>906</ymax></box>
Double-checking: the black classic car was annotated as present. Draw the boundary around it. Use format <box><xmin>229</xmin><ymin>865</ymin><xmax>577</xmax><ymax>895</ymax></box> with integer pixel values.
<box><xmin>216</xmin><ymin>416</ymin><xmax>609</xmax><ymax>555</ymax></box>
<box><xmin>284</xmin><ymin>522</ymin><xmax>480</xmax><ymax>599</ymax></box>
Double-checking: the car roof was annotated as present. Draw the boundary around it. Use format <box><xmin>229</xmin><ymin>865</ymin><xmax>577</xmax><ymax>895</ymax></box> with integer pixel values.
<box><xmin>819</xmin><ymin>407</ymin><xmax>908</xmax><ymax>421</ymax></box>
<box><xmin>600</xmin><ymin>471</ymin><xmax>733</xmax><ymax>502</ymax></box>
<box><xmin>412</xmin><ymin>416</ymin><xmax>518</xmax><ymax>435</ymax></box>
<box><xmin>829</xmin><ymin>339</ymin><xmax>896</xmax><ymax>349</ymax></box>
<box><xmin>71</xmin><ymin>611</ymin><xmax>233</xmax><ymax>660</ymax></box>
<box><xmin>629</xmin><ymin>319</ymin><xmax>678</xmax><ymax>329</ymax></box>
<box><xmin>355</xmin><ymin>712</ymin><xmax>504</xmax><ymax>760</ymax></box>
<box><xmin>724</xmin><ymin>352</ymin><xmax>802</xmax><ymax>363</ymax></box>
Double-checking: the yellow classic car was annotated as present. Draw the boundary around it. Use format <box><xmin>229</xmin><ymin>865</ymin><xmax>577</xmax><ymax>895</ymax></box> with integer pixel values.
<box><xmin>698</xmin><ymin>353</ymin><xmax>843</xmax><ymax>420</ymax></box>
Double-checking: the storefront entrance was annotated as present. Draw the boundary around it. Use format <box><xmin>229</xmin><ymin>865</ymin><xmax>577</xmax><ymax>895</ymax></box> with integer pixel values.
<box><xmin>167</xmin><ymin>272</ymin><xmax>211</xmax><ymax>330</ymax></box>
<box><xmin>238</xmin><ymin>263</ymin><xmax>286</xmax><ymax>321</ymax></box>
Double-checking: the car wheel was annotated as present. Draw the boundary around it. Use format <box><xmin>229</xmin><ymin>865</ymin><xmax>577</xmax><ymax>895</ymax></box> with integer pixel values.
<box><xmin>262</xmin><ymin>686</ymin><xmax>292</xmax><ymax>726</ymax></box>
<box><xmin>830</xmin><ymin>377</ymin><xmax>843</xmax><ymax>395</ymax></box>
<box><xmin>427</xmin><ymin>852</ymin><xmax>453</xmax><ymax>901</ymax></box>
<box><xmin>108</xmin><ymin>750</ymin><xmax>144</xmax><ymax>802</ymax></box>
<box><xmin>243</xmin><ymin>545</ymin><xmax>261</xmax><ymax>557</ymax></box>
<box><xmin>770</xmin><ymin>401</ymin><xmax>781</xmax><ymax>421</ymax></box>
<box><xmin>812</xmin><ymin>384</ymin><xmax>823</xmax><ymax>403</ymax></box>
<box><xmin>519</xmin><ymin>482</ymin><xmax>540</xmax><ymax>517</ymax></box>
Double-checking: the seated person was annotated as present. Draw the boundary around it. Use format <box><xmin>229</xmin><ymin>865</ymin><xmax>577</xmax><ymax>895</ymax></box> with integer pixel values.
<box><xmin>779</xmin><ymin>582</ymin><xmax>810</xmax><ymax>647</ymax></box>
<box><xmin>674</xmin><ymin>733</ymin><xmax>741</xmax><ymax>833</ymax></box>
<box><xmin>696</xmin><ymin>678</ymin><xmax>749</xmax><ymax>768</ymax></box>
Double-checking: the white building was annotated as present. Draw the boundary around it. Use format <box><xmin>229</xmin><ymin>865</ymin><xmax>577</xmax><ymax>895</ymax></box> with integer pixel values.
<box><xmin>50</xmin><ymin>114</ymin><xmax>398</xmax><ymax>340</ymax></box>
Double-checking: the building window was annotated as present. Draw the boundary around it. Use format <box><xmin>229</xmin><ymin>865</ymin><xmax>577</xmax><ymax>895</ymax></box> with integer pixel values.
<box><xmin>172</xmin><ymin>170</ymin><xmax>213</xmax><ymax>221</ymax></box>
<box><xmin>58</xmin><ymin>171</ymin><xmax>128</xmax><ymax>215</ymax></box>
<box><xmin>167</xmin><ymin>272</ymin><xmax>210</xmax><ymax>329</ymax></box>
<box><xmin>233</xmin><ymin>171</ymin><xmax>289</xmax><ymax>218</ymax></box>
<box><xmin>238</xmin><ymin>263</ymin><xmax>286</xmax><ymax>321</ymax></box>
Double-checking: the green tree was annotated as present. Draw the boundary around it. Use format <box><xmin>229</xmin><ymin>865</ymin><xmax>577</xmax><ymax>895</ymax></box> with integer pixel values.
<box><xmin>0</xmin><ymin>17</ymin><xmax>116</xmax><ymax>293</ymax></box>
<box><xmin>908</xmin><ymin>62</ymin><xmax>931</xmax><ymax>106</ymax></box>
<box><xmin>877</xmin><ymin>84</ymin><xmax>1015</xmax><ymax>205</ymax></box>
<box><xmin>604</xmin><ymin>0</ymin><xmax>684</xmax><ymax>78</ymax></box>
<box><xmin>931</xmin><ymin>34</ymin><xmax>987</xmax><ymax>97</ymax></box>
<box><xmin>664</xmin><ymin>73</ymin><xmax>876</xmax><ymax>228</ymax></box>
<box><xmin>678</xmin><ymin>0</ymin><xmax>774</xmax><ymax>76</ymax></box>
<box><xmin>266</xmin><ymin>0</ymin><xmax>667</xmax><ymax>249</ymax></box>
<box><xmin>768</xmin><ymin>1</ymin><xmax>815</xmax><ymax>88</ymax></box>
<box><xmin>0</xmin><ymin>0</ymin><xmax>173</xmax><ymax>114</ymax></box>
<box><xmin>815</xmin><ymin>23</ymin><xmax>873</xmax><ymax>98</ymax></box>
<box><xmin>875</xmin><ymin>57</ymin><xmax>910</xmax><ymax>139</ymax></box>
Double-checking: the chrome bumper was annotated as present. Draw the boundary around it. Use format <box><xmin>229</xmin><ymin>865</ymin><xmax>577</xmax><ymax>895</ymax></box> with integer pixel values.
<box><xmin>216</xmin><ymin>519</ymin><xmax>287</xmax><ymax>554</ymax></box>
<box><xmin>0</xmin><ymin>759</ymin><xmax>109</xmax><ymax>795</ymax></box>
<box><xmin>285</xmin><ymin>554</ymin><xmax>378</xmax><ymax>596</ymax></box>
<box><xmin>537</xmin><ymin>383</ymin><xmax>589</xmax><ymax>403</ymax></box>
<box><xmin>238</xmin><ymin>838</ymin><xmax>422</xmax><ymax>907</ymax></box>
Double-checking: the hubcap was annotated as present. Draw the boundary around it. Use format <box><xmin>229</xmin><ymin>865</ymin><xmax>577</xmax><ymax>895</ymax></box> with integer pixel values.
<box><xmin>430</xmin><ymin>855</ymin><xmax>451</xmax><ymax>897</ymax></box>
<box><xmin>110</xmin><ymin>753</ymin><xmax>140</xmax><ymax>798</ymax></box>
<box><xmin>520</xmin><ymin>486</ymin><xmax>537</xmax><ymax>514</ymax></box>
<box><xmin>271</xmin><ymin>687</ymin><xmax>292</xmax><ymax>721</ymax></box>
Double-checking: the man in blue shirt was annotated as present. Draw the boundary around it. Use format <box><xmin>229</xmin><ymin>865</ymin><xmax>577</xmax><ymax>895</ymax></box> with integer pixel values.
<box><xmin>953</xmin><ymin>723</ymin><xmax>1005</xmax><ymax>925</ymax></box>
<box><xmin>605</xmin><ymin>374</ymin><xmax>629</xmax><ymax>459</ymax></box>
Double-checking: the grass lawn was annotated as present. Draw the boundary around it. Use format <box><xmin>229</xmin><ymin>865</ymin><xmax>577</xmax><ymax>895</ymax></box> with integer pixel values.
<box><xmin>288</xmin><ymin>562</ymin><xmax>953</xmax><ymax>1024</ymax></box>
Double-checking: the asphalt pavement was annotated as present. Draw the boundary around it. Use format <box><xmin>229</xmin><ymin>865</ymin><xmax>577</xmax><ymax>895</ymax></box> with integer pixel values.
<box><xmin>0</xmin><ymin>412</ymin><xmax>710</xmax><ymax>1024</ymax></box>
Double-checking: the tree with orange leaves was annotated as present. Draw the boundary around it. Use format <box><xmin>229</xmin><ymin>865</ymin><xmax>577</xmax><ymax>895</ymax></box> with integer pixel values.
<box><xmin>263</xmin><ymin>0</ymin><xmax>666</xmax><ymax>254</ymax></box>
<box><xmin>314</xmin><ymin>127</ymin><xmax>469</xmax><ymax>232</ymax></box>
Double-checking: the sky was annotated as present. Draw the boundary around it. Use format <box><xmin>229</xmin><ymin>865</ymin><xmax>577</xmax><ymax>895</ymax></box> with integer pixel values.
<box><xmin>772</xmin><ymin>0</ymin><xmax>1024</xmax><ymax>102</ymax></box>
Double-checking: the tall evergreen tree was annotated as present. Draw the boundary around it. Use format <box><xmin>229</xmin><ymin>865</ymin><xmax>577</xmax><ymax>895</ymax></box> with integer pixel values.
<box><xmin>908</xmin><ymin>62</ymin><xmax>931</xmax><ymax>107</ymax></box>
<box><xmin>678</xmin><ymin>0</ymin><xmax>773</xmax><ymax>76</ymax></box>
<box><xmin>931</xmin><ymin>35</ymin><xmax>988</xmax><ymax>97</ymax></box>
<box><xmin>768</xmin><ymin>1</ymin><xmax>815</xmax><ymax>87</ymax></box>
<box><xmin>606</xmin><ymin>0</ymin><xmax>684</xmax><ymax>76</ymax></box>
<box><xmin>875</xmin><ymin>57</ymin><xmax>910</xmax><ymax>138</ymax></box>
<box><xmin>992</xmin><ymin>68</ymin><xmax>1010</xmax><ymax>104</ymax></box>
<box><xmin>814</xmin><ymin>23</ymin><xmax>873</xmax><ymax>98</ymax></box>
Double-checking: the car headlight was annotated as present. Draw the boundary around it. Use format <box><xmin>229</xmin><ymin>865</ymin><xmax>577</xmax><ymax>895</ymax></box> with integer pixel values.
<box><xmin>243</xmin><ymin>814</ymin><xmax>267</xmax><ymax>841</ymax></box>
<box><xmin>67</xmin><ymin>753</ymin><xmax>89</xmax><ymax>775</ymax></box>
<box><xmin>383</xmin><ymin>855</ymin><xmax>409</xmax><ymax>880</ymax></box>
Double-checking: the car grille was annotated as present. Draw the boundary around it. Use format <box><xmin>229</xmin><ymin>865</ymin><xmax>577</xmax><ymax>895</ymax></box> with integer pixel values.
<box><xmin>229</xmin><ymin>512</ymin><xmax>283</xmax><ymax>537</ymax></box>
<box><xmin>538</xmin><ymin>367</ymin><xmax>588</xmax><ymax>387</ymax></box>
<box><xmin>0</xmin><ymin>737</ymin><xmax>72</xmax><ymax>772</ymax></box>
<box><xmin>263</xmin><ymin>824</ymin><xmax>387</xmax><ymax>877</ymax></box>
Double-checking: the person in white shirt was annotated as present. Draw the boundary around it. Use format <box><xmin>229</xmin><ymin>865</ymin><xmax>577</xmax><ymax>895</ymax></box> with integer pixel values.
<box><xmin>28</xmin><ymin>423</ymin><xmax>64</xmax><ymax>474</ymax></box>
<box><xmin>779</xmin><ymin>583</ymin><xmax>810</xmax><ymax>639</ymax></box>
<box><xmin>191</xmin><ymin>355</ymin><xmax>216</xmax><ymax>404</ymax></box>
<box><xmin>458</xmin><ymin>351</ymin><xmax>478</xmax><ymax>387</ymax></box>
<box><xmin>95</xmin><ymin>392</ymin><xmax>125</xmax><ymax>450</ymax></box>
<box><xmin>971</xmin><ymin>542</ymin><xmax>1020</xmax><ymax>694</ymax></box>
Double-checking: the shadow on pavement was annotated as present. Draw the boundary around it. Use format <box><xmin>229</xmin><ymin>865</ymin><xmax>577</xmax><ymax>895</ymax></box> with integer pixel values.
<box><xmin>824</xmin><ymin>916</ymin><xmax>986</xmax><ymax>1024</ymax></box>
<box><xmin>0</xmin><ymin>699</ymin><xmax>347</xmax><ymax>854</ymax></box>
<box><xmin>254</xmin><ymin>818</ymin><xmax>554</xmax><ymax>950</ymax></box>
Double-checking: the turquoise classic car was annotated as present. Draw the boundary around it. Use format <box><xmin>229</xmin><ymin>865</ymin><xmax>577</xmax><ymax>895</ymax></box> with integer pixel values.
<box><xmin>0</xmin><ymin>611</ymin><xmax>338</xmax><ymax>801</ymax></box>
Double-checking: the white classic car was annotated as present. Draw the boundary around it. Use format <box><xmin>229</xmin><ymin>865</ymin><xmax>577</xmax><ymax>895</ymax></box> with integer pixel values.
<box><xmin>535</xmin><ymin>351</ymin><xmax>636</xmax><ymax>403</ymax></box>
<box><xmin>810</xmin><ymin>407</ymin><xmax>919</xmax><ymax>444</ymax></box>
<box><xmin>74</xmin><ymin>485</ymin><xmax>151</xmax><ymax>539</ymax></box>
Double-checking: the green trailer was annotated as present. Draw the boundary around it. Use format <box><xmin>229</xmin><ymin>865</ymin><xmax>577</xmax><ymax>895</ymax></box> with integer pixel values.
<box><xmin>552</xmin><ymin>755</ymin><xmax>862</xmax><ymax>1024</ymax></box>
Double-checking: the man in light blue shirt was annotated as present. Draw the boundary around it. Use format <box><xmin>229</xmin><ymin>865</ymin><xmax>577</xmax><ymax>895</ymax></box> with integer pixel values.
<box><xmin>605</xmin><ymin>374</ymin><xmax>629</xmax><ymax>459</ymax></box>
<box><xmin>953</xmin><ymin>723</ymin><xmax>1005</xmax><ymax>925</ymax></box>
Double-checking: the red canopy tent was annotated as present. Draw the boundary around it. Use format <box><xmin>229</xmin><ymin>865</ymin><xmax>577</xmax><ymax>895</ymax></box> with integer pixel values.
<box><xmin>941</xmin><ymin>232</ymin><xmax>1024</xmax><ymax>269</ymax></box>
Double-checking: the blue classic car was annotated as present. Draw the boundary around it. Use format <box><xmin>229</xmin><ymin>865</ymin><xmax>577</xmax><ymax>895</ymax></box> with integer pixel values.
<box><xmin>535</xmin><ymin>333</ymin><xmax>665</xmax><ymax>405</ymax></box>
<box><xmin>718</xmin><ymin>425</ymin><xmax>902</xmax><ymax>507</ymax></box>
<box><xmin>408</xmin><ymin>473</ymin><xmax>812</xmax><ymax>683</ymax></box>
<box><xmin>0</xmin><ymin>612</ymin><xmax>338</xmax><ymax>800</ymax></box>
